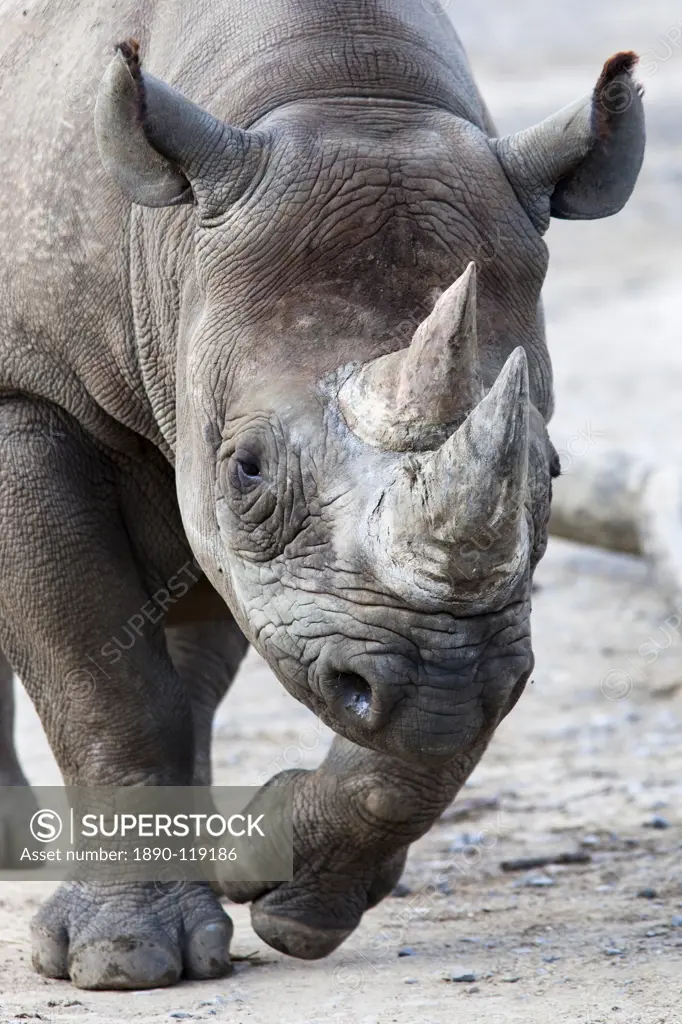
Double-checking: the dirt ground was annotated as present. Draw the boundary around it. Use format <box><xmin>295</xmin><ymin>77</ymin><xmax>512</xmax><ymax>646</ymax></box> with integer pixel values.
<box><xmin>1</xmin><ymin>2</ymin><xmax>681</xmax><ymax>1022</ymax></box>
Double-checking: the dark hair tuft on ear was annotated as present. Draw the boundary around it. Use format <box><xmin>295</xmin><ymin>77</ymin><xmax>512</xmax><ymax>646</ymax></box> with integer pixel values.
<box><xmin>116</xmin><ymin>38</ymin><xmax>141</xmax><ymax>76</ymax></box>
<box><xmin>593</xmin><ymin>51</ymin><xmax>640</xmax><ymax>138</ymax></box>
<box><xmin>597</xmin><ymin>50</ymin><xmax>638</xmax><ymax>83</ymax></box>
<box><xmin>115</xmin><ymin>38</ymin><xmax>145</xmax><ymax>120</ymax></box>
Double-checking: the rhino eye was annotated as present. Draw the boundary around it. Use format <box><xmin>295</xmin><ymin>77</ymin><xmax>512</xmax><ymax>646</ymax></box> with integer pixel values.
<box><xmin>229</xmin><ymin>450</ymin><xmax>262</xmax><ymax>490</ymax></box>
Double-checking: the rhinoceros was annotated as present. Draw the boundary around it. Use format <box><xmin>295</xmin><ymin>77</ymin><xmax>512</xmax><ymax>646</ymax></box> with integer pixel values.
<box><xmin>0</xmin><ymin>0</ymin><xmax>644</xmax><ymax>991</ymax></box>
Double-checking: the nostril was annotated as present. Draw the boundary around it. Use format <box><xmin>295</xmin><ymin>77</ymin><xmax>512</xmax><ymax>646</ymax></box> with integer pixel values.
<box><xmin>335</xmin><ymin>672</ymin><xmax>373</xmax><ymax>721</ymax></box>
<box><xmin>317</xmin><ymin>661</ymin><xmax>394</xmax><ymax>734</ymax></box>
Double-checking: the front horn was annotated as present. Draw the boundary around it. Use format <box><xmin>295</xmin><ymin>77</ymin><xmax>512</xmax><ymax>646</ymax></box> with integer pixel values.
<box><xmin>370</xmin><ymin>348</ymin><xmax>531</xmax><ymax>603</ymax></box>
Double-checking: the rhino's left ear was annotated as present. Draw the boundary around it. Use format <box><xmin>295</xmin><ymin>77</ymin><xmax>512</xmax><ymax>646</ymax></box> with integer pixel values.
<box><xmin>492</xmin><ymin>52</ymin><xmax>645</xmax><ymax>232</ymax></box>
<box><xmin>95</xmin><ymin>39</ymin><xmax>264</xmax><ymax>213</ymax></box>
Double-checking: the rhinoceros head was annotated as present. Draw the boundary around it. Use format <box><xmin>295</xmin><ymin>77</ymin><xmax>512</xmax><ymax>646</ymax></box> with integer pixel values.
<box><xmin>95</xmin><ymin>42</ymin><xmax>643</xmax><ymax>765</ymax></box>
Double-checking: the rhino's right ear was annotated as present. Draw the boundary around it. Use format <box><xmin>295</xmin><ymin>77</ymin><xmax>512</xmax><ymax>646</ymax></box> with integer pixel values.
<box><xmin>493</xmin><ymin>52</ymin><xmax>645</xmax><ymax>233</ymax></box>
<box><xmin>95</xmin><ymin>39</ymin><xmax>263</xmax><ymax>211</ymax></box>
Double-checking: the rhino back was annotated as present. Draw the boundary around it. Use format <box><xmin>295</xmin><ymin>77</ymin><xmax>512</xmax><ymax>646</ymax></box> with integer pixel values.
<box><xmin>0</xmin><ymin>0</ymin><xmax>490</xmax><ymax>449</ymax></box>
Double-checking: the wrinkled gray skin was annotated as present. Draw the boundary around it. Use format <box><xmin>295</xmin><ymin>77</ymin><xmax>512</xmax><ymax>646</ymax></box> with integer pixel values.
<box><xmin>0</xmin><ymin>0</ymin><xmax>643</xmax><ymax>991</ymax></box>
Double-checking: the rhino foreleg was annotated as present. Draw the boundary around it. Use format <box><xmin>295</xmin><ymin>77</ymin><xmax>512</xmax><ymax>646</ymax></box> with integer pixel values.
<box><xmin>0</xmin><ymin>397</ymin><xmax>232</xmax><ymax>989</ymax></box>
<box><xmin>165</xmin><ymin>618</ymin><xmax>248</xmax><ymax>786</ymax></box>
<box><xmin>220</xmin><ymin>733</ymin><xmax>488</xmax><ymax>959</ymax></box>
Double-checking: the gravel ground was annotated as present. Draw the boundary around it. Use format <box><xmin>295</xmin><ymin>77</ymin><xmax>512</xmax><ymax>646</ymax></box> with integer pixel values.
<box><xmin>1</xmin><ymin>2</ymin><xmax>681</xmax><ymax>1021</ymax></box>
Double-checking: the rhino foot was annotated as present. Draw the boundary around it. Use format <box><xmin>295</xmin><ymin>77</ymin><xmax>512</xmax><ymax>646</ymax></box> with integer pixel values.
<box><xmin>31</xmin><ymin>880</ymin><xmax>233</xmax><ymax>989</ymax></box>
<box><xmin>220</xmin><ymin>767</ymin><xmax>409</xmax><ymax>960</ymax></box>
<box><xmin>248</xmin><ymin>846</ymin><xmax>406</xmax><ymax>960</ymax></box>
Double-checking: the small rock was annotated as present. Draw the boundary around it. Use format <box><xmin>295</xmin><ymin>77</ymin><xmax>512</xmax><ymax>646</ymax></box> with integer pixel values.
<box><xmin>398</xmin><ymin>947</ymin><xmax>416</xmax><ymax>957</ymax></box>
<box><xmin>502</xmin><ymin>976</ymin><xmax>521</xmax><ymax>983</ymax></box>
<box><xmin>604</xmin><ymin>948</ymin><xmax>625</xmax><ymax>957</ymax></box>
<box><xmin>524</xmin><ymin>874</ymin><xmax>555</xmax><ymax>887</ymax></box>
<box><xmin>391</xmin><ymin>883</ymin><xmax>412</xmax><ymax>898</ymax></box>
<box><xmin>637</xmin><ymin>888</ymin><xmax>658</xmax><ymax>899</ymax></box>
<box><xmin>231</xmin><ymin>962</ymin><xmax>251</xmax><ymax>975</ymax></box>
<box><xmin>168</xmin><ymin>1014</ymin><xmax>193</xmax><ymax>1020</ymax></box>
<box><xmin>449</xmin><ymin>832</ymin><xmax>485</xmax><ymax>852</ymax></box>
<box><xmin>671</xmin><ymin>915</ymin><xmax>682</xmax><ymax>927</ymax></box>
<box><xmin>645</xmin><ymin>815</ymin><xmax>670</xmax><ymax>830</ymax></box>
<box><xmin>445</xmin><ymin>971</ymin><xmax>478</xmax><ymax>983</ymax></box>
<box><xmin>543</xmin><ymin>955</ymin><xmax>561</xmax><ymax>963</ymax></box>
<box><xmin>403</xmin><ymin>978</ymin><xmax>419</xmax><ymax>985</ymax></box>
